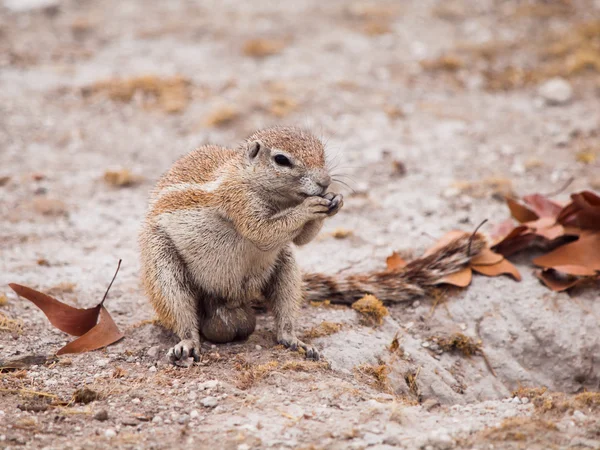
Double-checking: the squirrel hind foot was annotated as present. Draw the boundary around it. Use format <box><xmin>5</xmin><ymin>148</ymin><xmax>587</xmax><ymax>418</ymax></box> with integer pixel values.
<box><xmin>201</xmin><ymin>304</ymin><xmax>256</xmax><ymax>344</ymax></box>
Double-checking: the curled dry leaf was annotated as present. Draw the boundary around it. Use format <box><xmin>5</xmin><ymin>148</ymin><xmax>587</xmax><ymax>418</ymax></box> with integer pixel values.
<box><xmin>8</xmin><ymin>261</ymin><xmax>124</xmax><ymax>355</ymax></box>
<box><xmin>472</xmin><ymin>259</ymin><xmax>522</xmax><ymax>281</ymax></box>
<box><xmin>427</xmin><ymin>231</ymin><xmax>521</xmax><ymax>287</ymax></box>
<box><xmin>533</xmin><ymin>232</ymin><xmax>600</xmax><ymax>271</ymax></box>
<box><xmin>435</xmin><ymin>267</ymin><xmax>472</xmax><ymax>287</ymax></box>
<box><xmin>386</xmin><ymin>252</ymin><xmax>407</xmax><ymax>271</ymax></box>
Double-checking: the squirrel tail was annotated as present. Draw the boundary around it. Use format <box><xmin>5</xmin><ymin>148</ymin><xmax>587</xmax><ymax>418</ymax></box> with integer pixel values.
<box><xmin>303</xmin><ymin>233</ymin><xmax>486</xmax><ymax>305</ymax></box>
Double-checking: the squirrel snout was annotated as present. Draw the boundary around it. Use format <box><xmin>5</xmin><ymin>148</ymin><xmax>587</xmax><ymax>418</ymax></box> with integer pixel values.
<box><xmin>315</xmin><ymin>174</ymin><xmax>331</xmax><ymax>190</ymax></box>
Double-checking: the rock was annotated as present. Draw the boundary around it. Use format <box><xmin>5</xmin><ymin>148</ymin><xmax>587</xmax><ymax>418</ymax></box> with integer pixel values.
<box><xmin>237</xmin><ymin>444</ymin><xmax>250</xmax><ymax>450</ymax></box>
<box><xmin>573</xmin><ymin>410</ymin><xmax>586</xmax><ymax>421</ymax></box>
<box><xmin>521</xmin><ymin>397</ymin><xmax>530</xmax><ymax>404</ymax></box>
<box><xmin>190</xmin><ymin>410</ymin><xmax>200</xmax><ymax>420</ymax></box>
<box><xmin>96</xmin><ymin>358</ymin><xmax>110</xmax><ymax>368</ymax></box>
<box><xmin>201</xmin><ymin>396</ymin><xmax>218</xmax><ymax>408</ymax></box>
<box><xmin>511</xmin><ymin>397</ymin><xmax>521</xmax><ymax>404</ymax></box>
<box><xmin>199</xmin><ymin>380</ymin><xmax>219</xmax><ymax>391</ymax></box>
<box><xmin>104</xmin><ymin>429</ymin><xmax>117</xmax><ymax>438</ymax></box>
<box><xmin>177</xmin><ymin>414</ymin><xmax>189</xmax><ymax>424</ymax></box>
<box><xmin>152</xmin><ymin>415</ymin><xmax>162</xmax><ymax>424</ymax></box>
<box><xmin>538</xmin><ymin>77</ymin><xmax>573</xmax><ymax>105</ymax></box>
<box><xmin>149</xmin><ymin>366</ymin><xmax>157</xmax><ymax>373</ymax></box>
<box><xmin>147</xmin><ymin>346</ymin><xmax>161</xmax><ymax>359</ymax></box>
<box><xmin>94</xmin><ymin>410</ymin><xmax>109</xmax><ymax>421</ymax></box>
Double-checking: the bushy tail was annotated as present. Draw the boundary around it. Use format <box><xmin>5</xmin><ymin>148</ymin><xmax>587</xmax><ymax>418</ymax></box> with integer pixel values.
<box><xmin>303</xmin><ymin>233</ymin><xmax>486</xmax><ymax>305</ymax></box>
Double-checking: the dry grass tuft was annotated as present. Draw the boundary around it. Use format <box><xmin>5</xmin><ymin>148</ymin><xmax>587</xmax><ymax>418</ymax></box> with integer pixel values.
<box><xmin>84</xmin><ymin>75</ymin><xmax>190</xmax><ymax>113</ymax></box>
<box><xmin>302</xmin><ymin>322</ymin><xmax>343</xmax><ymax>341</ymax></box>
<box><xmin>351</xmin><ymin>295</ymin><xmax>388</xmax><ymax>326</ymax></box>
<box><xmin>72</xmin><ymin>387</ymin><xmax>99</xmax><ymax>404</ymax></box>
<box><xmin>404</xmin><ymin>367</ymin><xmax>421</xmax><ymax>400</ymax></box>
<box><xmin>0</xmin><ymin>312</ymin><xmax>23</xmax><ymax>333</ymax></box>
<box><xmin>269</xmin><ymin>95</ymin><xmax>297</xmax><ymax>117</ymax></box>
<box><xmin>235</xmin><ymin>359</ymin><xmax>279</xmax><ymax>390</ymax></box>
<box><xmin>576</xmin><ymin>149</ymin><xmax>597</xmax><ymax>164</ymax></box>
<box><xmin>331</xmin><ymin>228</ymin><xmax>353</xmax><ymax>239</ymax></box>
<box><xmin>356</xmin><ymin>363</ymin><xmax>392</xmax><ymax>393</ymax></box>
<box><xmin>476</xmin><ymin>417</ymin><xmax>559</xmax><ymax>443</ymax></box>
<box><xmin>46</xmin><ymin>282</ymin><xmax>76</xmax><ymax>296</ymax></box>
<box><xmin>112</xmin><ymin>367</ymin><xmax>127</xmax><ymax>379</ymax></box>
<box><xmin>281</xmin><ymin>360</ymin><xmax>330</xmax><ymax>372</ymax></box>
<box><xmin>532</xmin><ymin>391</ymin><xmax>600</xmax><ymax>414</ymax></box>
<box><xmin>512</xmin><ymin>386</ymin><xmax>548</xmax><ymax>400</ymax></box>
<box><xmin>203</xmin><ymin>105</ymin><xmax>239</xmax><ymax>127</ymax></box>
<box><xmin>420</xmin><ymin>54</ymin><xmax>464</xmax><ymax>72</ymax></box>
<box><xmin>104</xmin><ymin>169</ymin><xmax>143</xmax><ymax>187</ymax></box>
<box><xmin>435</xmin><ymin>333</ymin><xmax>482</xmax><ymax>357</ymax></box>
<box><xmin>243</xmin><ymin>38</ymin><xmax>286</xmax><ymax>57</ymax></box>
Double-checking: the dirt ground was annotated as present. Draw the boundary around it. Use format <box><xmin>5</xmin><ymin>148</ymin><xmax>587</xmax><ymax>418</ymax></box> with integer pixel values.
<box><xmin>1</xmin><ymin>0</ymin><xmax>600</xmax><ymax>449</ymax></box>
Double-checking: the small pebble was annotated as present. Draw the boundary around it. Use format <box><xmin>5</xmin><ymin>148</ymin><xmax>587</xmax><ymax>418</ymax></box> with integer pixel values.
<box><xmin>538</xmin><ymin>77</ymin><xmax>573</xmax><ymax>105</ymax></box>
<box><xmin>147</xmin><ymin>346</ymin><xmax>161</xmax><ymax>359</ymax></box>
<box><xmin>94</xmin><ymin>410</ymin><xmax>109</xmax><ymax>421</ymax></box>
<box><xmin>190</xmin><ymin>410</ymin><xmax>200</xmax><ymax>420</ymax></box>
<box><xmin>521</xmin><ymin>397</ymin><xmax>530</xmax><ymax>404</ymax></box>
<box><xmin>199</xmin><ymin>380</ymin><xmax>219</xmax><ymax>391</ymax></box>
<box><xmin>104</xmin><ymin>429</ymin><xmax>117</xmax><ymax>438</ymax></box>
<box><xmin>201</xmin><ymin>396</ymin><xmax>218</xmax><ymax>408</ymax></box>
<box><xmin>96</xmin><ymin>359</ymin><xmax>110</xmax><ymax>368</ymax></box>
<box><xmin>131</xmin><ymin>398</ymin><xmax>141</xmax><ymax>404</ymax></box>
<box><xmin>177</xmin><ymin>414</ymin><xmax>190</xmax><ymax>424</ymax></box>
<box><xmin>152</xmin><ymin>415</ymin><xmax>162</xmax><ymax>424</ymax></box>
<box><xmin>511</xmin><ymin>396</ymin><xmax>521</xmax><ymax>404</ymax></box>
<box><xmin>255</xmin><ymin>345</ymin><xmax>262</xmax><ymax>351</ymax></box>
<box><xmin>149</xmin><ymin>366</ymin><xmax>157</xmax><ymax>373</ymax></box>
<box><xmin>237</xmin><ymin>444</ymin><xmax>250</xmax><ymax>450</ymax></box>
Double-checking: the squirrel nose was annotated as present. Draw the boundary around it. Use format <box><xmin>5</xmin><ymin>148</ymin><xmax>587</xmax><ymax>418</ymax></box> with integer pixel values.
<box><xmin>316</xmin><ymin>174</ymin><xmax>331</xmax><ymax>191</ymax></box>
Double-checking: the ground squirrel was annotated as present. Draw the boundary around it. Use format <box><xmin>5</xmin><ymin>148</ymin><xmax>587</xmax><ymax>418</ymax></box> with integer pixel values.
<box><xmin>140</xmin><ymin>126</ymin><xmax>487</xmax><ymax>363</ymax></box>
<box><xmin>139</xmin><ymin>126</ymin><xmax>342</xmax><ymax>362</ymax></box>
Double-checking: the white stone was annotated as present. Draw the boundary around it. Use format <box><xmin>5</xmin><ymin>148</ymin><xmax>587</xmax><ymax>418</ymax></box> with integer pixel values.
<box><xmin>199</xmin><ymin>380</ymin><xmax>219</xmax><ymax>391</ymax></box>
<box><xmin>511</xmin><ymin>396</ymin><xmax>521</xmax><ymax>404</ymax></box>
<box><xmin>201</xmin><ymin>396</ymin><xmax>218</xmax><ymax>408</ymax></box>
<box><xmin>521</xmin><ymin>397</ymin><xmax>530</xmax><ymax>404</ymax></box>
<box><xmin>538</xmin><ymin>77</ymin><xmax>573</xmax><ymax>105</ymax></box>
<box><xmin>104</xmin><ymin>429</ymin><xmax>117</xmax><ymax>438</ymax></box>
<box><xmin>96</xmin><ymin>359</ymin><xmax>110</xmax><ymax>368</ymax></box>
<box><xmin>152</xmin><ymin>415</ymin><xmax>162</xmax><ymax>423</ymax></box>
<box><xmin>148</xmin><ymin>366</ymin><xmax>157</xmax><ymax>372</ymax></box>
<box><xmin>147</xmin><ymin>346</ymin><xmax>161</xmax><ymax>358</ymax></box>
<box><xmin>190</xmin><ymin>410</ymin><xmax>200</xmax><ymax>419</ymax></box>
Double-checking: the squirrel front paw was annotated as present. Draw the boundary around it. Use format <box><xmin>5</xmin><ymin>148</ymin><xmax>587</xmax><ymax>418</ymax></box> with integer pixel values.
<box><xmin>278</xmin><ymin>334</ymin><xmax>320</xmax><ymax>360</ymax></box>
<box><xmin>167</xmin><ymin>339</ymin><xmax>201</xmax><ymax>363</ymax></box>
<box><xmin>300</xmin><ymin>196</ymin><xmax>331</xmax><ymax>220</ymax></box>
<box><xmin>322</xmin><ymin>192</ymin><xmax>344</xmax><ymax>216</ymax></box>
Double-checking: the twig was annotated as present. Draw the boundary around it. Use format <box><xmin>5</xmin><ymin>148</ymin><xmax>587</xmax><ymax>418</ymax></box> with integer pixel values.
<box><xmin>542</xmin><ymin>177</ymin><xmax>574</xmax><ymax>198</ymax></box>
<box><xmin>100</xmin><ymin>259</ymin><xmax>122</xmax><ymax>306</ymax></box>
<box><xmin>481</xmin><ymin>350</ymin><xmax>497</xmax><ymax>378</ymax></box>
<box><xmin>467</xmin><ymin>219</ymin><xmax>488</xmax><ymax>256</ymax></box>
<box><xmin>0</xmin><ymin>388</ymin><xmax>59</xmax><ymax>398</ymax></box>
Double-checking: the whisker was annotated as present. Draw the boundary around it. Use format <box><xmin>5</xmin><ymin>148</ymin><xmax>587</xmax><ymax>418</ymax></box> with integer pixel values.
<box><xmin>332</xmin><ymin>178</ymin><xmax>356</xmax><ymax>194</ymax></box>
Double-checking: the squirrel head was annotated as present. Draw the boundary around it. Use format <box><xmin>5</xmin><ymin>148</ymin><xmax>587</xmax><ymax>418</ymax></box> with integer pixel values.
<box><xmin>242</xmin><ymin>126</ymin><xmax>331</xmax><ymax>204</ymax></box>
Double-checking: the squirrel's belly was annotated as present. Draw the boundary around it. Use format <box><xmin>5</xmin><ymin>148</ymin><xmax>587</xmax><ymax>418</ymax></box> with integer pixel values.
<box><xmin>156</xmin><ymin>208</ymin><xmax>278</xmax><ymax>299</ymax></box>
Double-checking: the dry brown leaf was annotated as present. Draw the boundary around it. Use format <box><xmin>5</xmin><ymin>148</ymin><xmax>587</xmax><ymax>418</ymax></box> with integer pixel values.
<box><xmin>506</xmin><ymin>198</ymin><xmax>539</xmax><ymax>223</ymax></box>
<box><xmin>386</xmin><ymin>252</ymin><xmax>407</xmax><ymax>270</ymax></box>
<box><xmin>533</xmin><ymin>232</ymin><xmax>600</xmax><ymax>271</ymax></box>
<box><xmin>472</xmin><ymin>259</ymin><xmax>522</xmax><ymax>281</ymax></box>
<box><xmin>522</xmin><ymin>194</ymin><xmax>563</xmax><ymax>218</ymax></box>
<box><xmin>549</xmin><ymin>265</ymin><xmax>598</xmax><ymax>276</ymax></box>
<box><xmin>84</xmin><ymin>75</ymin><xmax>190</xmax><ymax>114</ymax></box>
<box><xmin>57</xmin><ymin>306</ymin><xmax>123</xmax><ymax>355</ymax></box>
<box><xmin>434</xmin><ymin>267</ymin><xmax>472</xmax><ymax>287</ymax></box>
<box><xmin>203</xmin><ymin>105</ymin><xmax>239</xmax><ymax>127</ymax></box>
<box><xmin>470</xmin><ymin>248</ymin><xmax>504</xmax><ymax>266</ymax></box>
<box><xmin>8</xmin><ymin>261</ymin><xmax>124</xmax><ymax>354</ymax></box>
<box><xmin>104</xmin><ymin>169</ymin><xmax>143</xmax><ymax>187</ymax></box>
<box><xmin>557</xmin><ymin>191</ymin><xmax>600</xmax><ymax>230</ymax></box>
<box><xmin>243</xmin><ymin>38</ymin><xmax>286</xmax><ymax>57</ymax></box>
<box><xmin>535</xmin><ymin>269</ymin><xmax>586</xmax><ymax>292</ymax></box>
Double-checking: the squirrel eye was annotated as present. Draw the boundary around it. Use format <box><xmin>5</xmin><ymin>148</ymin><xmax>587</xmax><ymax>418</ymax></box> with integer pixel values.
<box><xmin>274</xmin><ymin>154</ymin><xmax>292</xmax><ymax>167</ymax></box>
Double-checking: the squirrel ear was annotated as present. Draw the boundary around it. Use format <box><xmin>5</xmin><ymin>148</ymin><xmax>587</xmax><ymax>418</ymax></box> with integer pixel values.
<box><xmin>247</xmin><ymin>140</ymin><xmax>263</xmax><ymax>160</ymax></box>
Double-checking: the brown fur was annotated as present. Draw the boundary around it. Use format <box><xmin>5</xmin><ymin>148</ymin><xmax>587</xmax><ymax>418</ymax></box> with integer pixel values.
<box><xmin>303</xmin><ymin>234</ymin><xmax>487</xmax><ymax>304</ymax></box>
<box><xmin>139</xmin><ymin>127</ymin><xmax>340</xmax><ymax>362</ymax></box>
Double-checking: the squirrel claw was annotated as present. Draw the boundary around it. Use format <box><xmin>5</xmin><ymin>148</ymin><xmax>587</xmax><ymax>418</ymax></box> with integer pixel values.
<box><xmin>167</xmin><ymin>339</ymin><xmax>201</xmax><ymax>364</ymax></box>
<box><xmin>326</xmin><ymin>194</ymin><xmax>344</xmax><ymax>216</ymax></box>
<box><xmin>278</xmin><ymin>336</ymin><xmax>320</xmax><ymax>361</ymax></box>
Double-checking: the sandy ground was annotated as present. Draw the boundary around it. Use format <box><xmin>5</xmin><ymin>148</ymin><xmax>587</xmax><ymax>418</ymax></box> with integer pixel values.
<box><xmin>1</xmin><ymin>0</ymin><xmax>600</xmax><ymax>449</ymax></box>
